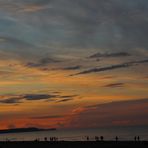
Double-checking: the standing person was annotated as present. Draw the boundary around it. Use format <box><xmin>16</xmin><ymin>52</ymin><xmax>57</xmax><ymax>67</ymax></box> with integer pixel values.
<box><xmin>44</xmin><ymin>137</ymin><xmax>47</xmax><ymax>141</ymax></box>
<box><xmin>134</xmin><ymin>136</ymin><xmax>137</xmax><ymax>141</ymax></box>
<box><xmin>100</xmin><ymin>136</ymin><xmax>104</xmax><ymax>141</ymax></box>
<box><xmin>137</xmin><ymin>136</ymin><xmax>140</xmax><ymax>141</ymax></box>
<box><xmin>115</xmin><ymin>136</ymin><xmax>118</xmax><ymax>141</ymax></box>
<box><xmin>86</xmin><ymin>136</ymin><xmax>89</xmax><ymax>141</ymax></box>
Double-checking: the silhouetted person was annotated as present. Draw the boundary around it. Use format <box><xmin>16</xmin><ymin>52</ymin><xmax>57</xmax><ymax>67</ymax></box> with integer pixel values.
<box><xmin>100</xmin><ymin>136</ymin><xmax>104</xmax><ymax>141</ymax></box>
<box><xmin>115</xmin><ymin>136</ymin><xmax>118</xmax><ymax>141</ymax></box>
<box><xmin>137</xmin><ymin>136</ymin><xmax>140</xmax><ymax>141</ymax></box>
<box><xmin>86</xmin><ymin>136</ymin><xmax>89</xmax><ymax>141</ymax></box>
<box><xmin>134</xmin><ymin>136</ymin><xmax>137</xmax><ymax>141</ymax></box>
<box><xmin>35</xmin><ymin>138</ymin><xmax>40</xmax><ymax>142</ymax></box>
<box><xmin>51</xmin><ymin>137</ymin><xmax>53</xmax><ymax>141</ymax></box>
<box><xmin>54</xmin><ymin>137</ymin><xmax>57</xmax><ymax>141</ymax></box>
<box><xmin>44</xmin><ymin>137</ymin><xmax>47</xmax><ymax>141</ymax></box>
<box><xmin>34</xmin><ymin>139</ymin><xmax>37</xmax><ymax>142</ymax></box>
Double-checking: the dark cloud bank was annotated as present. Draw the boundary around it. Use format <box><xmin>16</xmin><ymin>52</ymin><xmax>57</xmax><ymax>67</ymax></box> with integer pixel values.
<box><xmin>1</xmin><ymin>0</ymin><xmax>148</xmax><ymax>55</ymax></box>
<box><xmin>70</xmin><ymin>98</ymin><xmax>148</xmax><ymax>128</ymax></box>
<box><xmin>0</xmin><ymin>94</ymin><xmax>77</xmax><ymax>104</ymax></box>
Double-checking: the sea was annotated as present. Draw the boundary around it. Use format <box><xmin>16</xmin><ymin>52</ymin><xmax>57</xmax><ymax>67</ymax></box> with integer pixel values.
<box><xmin>0</xmin><ymin>126</ymin><xmax>148</xmax><ymax>141</ymax></box>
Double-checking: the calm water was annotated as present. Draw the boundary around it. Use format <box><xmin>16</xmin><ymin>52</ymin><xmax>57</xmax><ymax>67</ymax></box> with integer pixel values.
<box><xmin>0</xmin><ymin>127</ymin><xmax>148</xmax><ymax>141</ymax></box>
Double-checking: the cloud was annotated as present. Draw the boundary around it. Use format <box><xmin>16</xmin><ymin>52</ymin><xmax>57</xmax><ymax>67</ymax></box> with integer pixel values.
<box><xmin>1</xmin><ymin>0</ymin><xmax>148</xmax><ymax>53</ymax></box>
<box><xmin>23</xmin><ymin>94</ymin><xmax>58</xmax><ymax>101</ymax></box>
<box><xmin>0</xmin><ymin>93</ymin><xmax>78</xmax><ymax>104</ymax></box>
<box><xmin>23</xmin><ymin>94</ymin><xmax>77</xmax><ymax>101</ymax></box>
<box><xmin>40</xmin><ymin>57</ymin><xmax>61</xmax><ymax>64</ymax></box>
<box><xmin>0</xmin><ymin>97</ymin><xmax>21</xmax><ymax>104</ymax></box>
<box><xmin>61</xmin><ymin>65</ymin><xmax>81</xmax><ymax>70</ymax></box>
<box><xmin>71</xmin><ymin>59</ymin><xmax>148</xmax><ymax>76</ymax></box>
<box><xmin>71</xmin><ymin>63</ymin><xmax>131</xmax><ymax>76</ymax></box>
<box><xmin>19</xmin><ymin>0</ymin><xmax>53</xmax><ymax>13</ymax></box>
<box><xmin>0</xmin><ymin>94</ymin><xmax>53</xmax><ymax>104</ymax></box>
<box><xmin>69</xmin><ymin>98</ymin><xmax>148</xmax><ymax>128</ymax></box>
<box><xmin>30</xmin><ymin>115</ymin><xmax>64</xmax><ymax>119</ymax></box>
<box><xmin>56</xmin><ymin>98</ymin><xmax>74</xmax><ymax>103</ymax></box>
<box><xmin>89</xmin><ymin>52</ymin><xmax>131</xmax><ymax>59</ymax></box>
<box><xmin>0</xmin><ymin>36</ymin><xmax>30</xmax><ymax>45</ymax></box>
<box><xmin>0</xmin><ymin>0</ymin><xmax>52</xmax><ymax>13</ymax></box>
<box><xmin>0</xmin><ymin>36</ymin><xmax>42</xmax><ymax>60</ymax></box>
<box><xmin>19</xmin><ymin>0</ymin><xmax>52</xmax><ymax>8</ymax></box>
<box><xmin>86</xmin><ymin>98</ymin><xmax>148</xmax><ymax>109</ymax></box>
<box><xmin>26</xmin><ymin>57</ymin><xmax>61</xmax><ymax>68</ymax></box>
<box><xmin>55</xmin><ymin>95</ymin><xmax>77</xmax><ymax>103</ymax></box>
<box><xmin>133</xmin><ymin>59</ymin><xmax>148</xmax><ymax>64</ymax></box>
<box><xmin>0</xmin><ymin>36</ymin><xmax>35</xmax><ymax>50</ymax></box>
<box><xmin>21</xmin><ymin>5</ymin><xmax>49</xmax><ymax>13</ymax></box>
<box><xmin>0</xmin><ymin>0</ymin><xmax>148</xmax><ymax>57</ymax></box>
<box><xmin>104</xmin><ymin>83</ymin><xmax>124</xmax><ymax>88</ymax></box>
<box><xmin>0</xmin><ymin>94</ymin><xmax>56</xmax><ymax>104</ymax></box>
<box><xmin>1</xmin><ymin>0</ymin><xmax>148</xmax><ymax>66</ymax></box>
<box><xmin>59</xmin><ymin>95</ymin><xmax>78</xmax><ymax>98</ymax></box>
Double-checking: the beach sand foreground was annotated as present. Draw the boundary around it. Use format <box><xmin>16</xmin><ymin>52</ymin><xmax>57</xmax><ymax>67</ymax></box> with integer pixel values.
<box><xmin>0</xmin><ymin>141</ymin><xmax>148</xmax><ymax>148</ymax></box>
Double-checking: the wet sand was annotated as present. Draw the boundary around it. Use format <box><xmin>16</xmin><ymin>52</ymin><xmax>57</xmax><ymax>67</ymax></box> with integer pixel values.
<box><xmin>0</xmin><ymin>141</ymin><xmax>148</xmax><ymax>148</ymax></box>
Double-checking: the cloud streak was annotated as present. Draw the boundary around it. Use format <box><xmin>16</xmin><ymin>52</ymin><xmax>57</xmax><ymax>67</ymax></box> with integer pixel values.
<box><xmin>71</xmin><ymin>63</ymin><xmax>130</xmax><ymax>76</ymax></box>
<box><xmin>0</xmin><ymin>98</ymin><xmax>21</xmax><ymax>104</ymax></box>
<box><xmin>89</xmin><ymin>52</ymin><xmax>131</xmax><ymax>59</ymax></box>
<box><xmin>56</xmin><ymin>98</ymin><xmax>74</xmax><ymax>103</ymax></box>
<box><xmin>104</xmin><ymin>83</ymin><xmax>124</xmax><ymax>88</ymax></box>
<box><xmin>71</xmin><ymin>59</ymin><xmax>148</xmax><ymax>76</ymax></box>
<box><xmin>30</xmin><ymin>115</ymin><xmax>64</xmax><ymax>119</ymax></box>
<box><xmin>61</xmin><ymin>65</ymin><xmax>81</xmax><ymax>71</ymax></box>
<box><xmin>23</xmin><ymin>94</ymin><xmax>58</xmax><ymax>101</ymax></box>
<box><xmin>26</xmin><ymin>57</ymin><xmax>61</xmax><ymax>68</ymax></box>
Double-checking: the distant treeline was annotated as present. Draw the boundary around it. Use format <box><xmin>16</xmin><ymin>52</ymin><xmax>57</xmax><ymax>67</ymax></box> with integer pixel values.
<box><xmin>0</xmin><ymin>127</ymin><xmax>56</xmax><ymax>134</ymax></box>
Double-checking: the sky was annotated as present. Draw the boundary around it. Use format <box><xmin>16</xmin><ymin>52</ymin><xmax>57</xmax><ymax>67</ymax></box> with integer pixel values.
<box><xmin>0</xmin><ymin>0</ymin><xmax>148</xmax><ymax>130</ymax></box>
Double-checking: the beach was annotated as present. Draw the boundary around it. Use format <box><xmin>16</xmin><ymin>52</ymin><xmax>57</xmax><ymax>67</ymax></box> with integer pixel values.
<box><xmin>0</xmin><ymin>127</ymin><xmax>148</xmax><ymax>141</ymax></box>
<box><xmin>0</xmin><ymin>141</ymin><xmax>148</xmax><ymax>148</ymax></box>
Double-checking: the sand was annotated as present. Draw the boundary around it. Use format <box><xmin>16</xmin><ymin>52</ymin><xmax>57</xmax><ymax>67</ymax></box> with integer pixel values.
<box><xmin>0</xmin><ymin>141</ymin><xmax>148</xmax><ymax>148</ymax></box>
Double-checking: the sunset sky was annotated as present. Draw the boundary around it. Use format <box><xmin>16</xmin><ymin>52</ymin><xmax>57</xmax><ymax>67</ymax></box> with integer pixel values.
<box><xmin>0</xmin><ymin>0</ymin><xmax>148</xmax><ymax>130</ymax></box>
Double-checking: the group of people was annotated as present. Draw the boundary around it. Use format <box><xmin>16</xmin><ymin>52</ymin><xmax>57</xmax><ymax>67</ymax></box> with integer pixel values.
<box><xmin>35</xmin><ymin>137</ymin><xmax>58</xmax><ymax>142</ymax></box>
<box><xmin>34</xmin><ymin>136</ymin><xmax>141</xmax><ymax>142</ymax></box>
<box><xmin>86</xmin><ymin>136</ymin><xmax>104</xmax><ymax>141</ymax></box>
<box><xmin>44</xmin><ymin>137</ymin><xmax>58</xmax><ymax>141</ymax></box>
<box><xmin>134</xmin><ymin>136</ymin><xmax>140</xmax><ymax>141</ymax></box>
<box><xmin>85</xmin><ymin>136</ymin><xmax>141</xmax><ymax>141</ymax></box>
